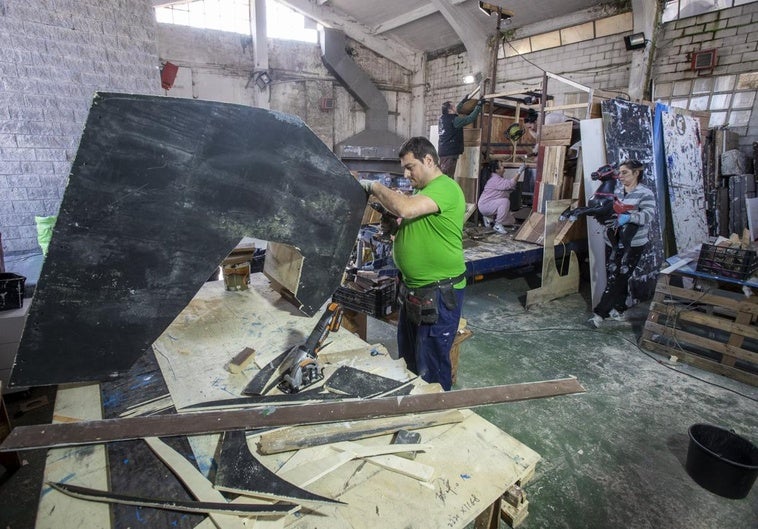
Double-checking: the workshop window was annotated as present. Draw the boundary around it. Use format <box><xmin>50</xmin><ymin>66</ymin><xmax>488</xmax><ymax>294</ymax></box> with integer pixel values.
<box><xmin>155</xmin><ymin>0</ymin><xmax>318</xmax><ymax>42</ymax></box>
<box><xmin>654</xmin><ymin>72</ymin><xmax>757</xmax><ymax>130</ymax></box>
<box><xmin>662</xmin><ymin>0</ymin><xmax>745</xmax><ymax>23</ymax></box>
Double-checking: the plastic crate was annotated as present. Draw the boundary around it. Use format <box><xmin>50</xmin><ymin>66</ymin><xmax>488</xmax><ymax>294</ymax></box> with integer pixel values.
<box><xmin>0</xmin><ymin>273</ymin><xmax>26</xmax><ymax>311</ymax></box>
<box><xmin>696</xmin><ymin>244</ymin><xmax>758</xmax><ymax>280</ymax></box>
<box><xmin>333</xmin><ymin>280</ymin><xmax>397</xmax><ymax>318</ymax></box>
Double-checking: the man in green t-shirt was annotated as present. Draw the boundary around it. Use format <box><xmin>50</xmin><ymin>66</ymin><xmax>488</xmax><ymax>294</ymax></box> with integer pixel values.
<box><xmin>360</xmin><ymin>136</ymin><xmax>466</xmax><ymax>390</ymax></box>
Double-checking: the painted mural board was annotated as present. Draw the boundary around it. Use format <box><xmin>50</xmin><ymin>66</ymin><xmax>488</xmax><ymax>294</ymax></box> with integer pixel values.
<box><xmin>601</xmin><ymin>99</ymin><xmax>663</xmax><ymax>304</ymax></box>
<box><xmin>579</xmin><ymin>119</ymin><xmax>608</xmax><ymax>308</ymax></box>
<box><xmin>661</xmin><ymin>110</ymin><xmax>708</xmax><ymax>252</ymax></box>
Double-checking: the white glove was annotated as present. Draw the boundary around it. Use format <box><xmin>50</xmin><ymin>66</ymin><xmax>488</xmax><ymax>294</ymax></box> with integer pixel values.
<box><xmin>359</xmin><ymin>180</ymin><xmax>374</xmax><ymax>195</ymax></box>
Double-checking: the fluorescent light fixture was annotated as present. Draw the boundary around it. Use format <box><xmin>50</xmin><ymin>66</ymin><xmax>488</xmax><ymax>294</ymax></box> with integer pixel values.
<box><xmin>624</xmin><ymin>32</ymin><xmax>647</xmax><ymax>51</ymax></box>
<box><xmin>463</xmin><ymin>75</ymin><xmax>475</xmax><ymax>84</ymax></box>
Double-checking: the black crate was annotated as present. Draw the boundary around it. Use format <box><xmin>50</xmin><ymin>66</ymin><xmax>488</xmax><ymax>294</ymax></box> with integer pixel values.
<box><xmin>333</xmin><ymin>280</ymin><xmax>397</xmax><ymax>318</ymax></box>
<box><xmin>696</xmin><ymin>244</ymin><xmax>758</xmax><ymax>280</ymax></box>
<box><xmin>0</xmin><ymin>272</ymin><xmax>26</xmax><ymax>311</ymax></box>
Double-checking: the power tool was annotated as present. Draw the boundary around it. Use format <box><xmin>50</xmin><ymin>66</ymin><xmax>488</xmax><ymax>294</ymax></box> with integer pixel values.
<box><xmin>369</xmin><ymin>201</ymin><xmax>400</xmax><ymax>240</ymax></box>
<box><xmin>275</xmin><ymin>302</ymin><xmax>343</xmax><ymax>394</ymax></box>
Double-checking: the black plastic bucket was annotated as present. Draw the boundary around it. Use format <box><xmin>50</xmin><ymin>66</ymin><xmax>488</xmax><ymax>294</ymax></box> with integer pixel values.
<box><xmin>686</xmin><ymin>424</ymin><xmax>758</xmax><ymax>499</ymax></box>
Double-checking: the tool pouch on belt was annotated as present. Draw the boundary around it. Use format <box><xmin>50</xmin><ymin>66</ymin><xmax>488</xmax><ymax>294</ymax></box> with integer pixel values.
<box><xmin>399</xmin><ymin>274</ymin><xmax>462</xmax><ymax>326</ymax></box>
<box><xmin>402</xmin><ymin>285</ymin><xmax>439</xmax><ymax>325</ymax></box>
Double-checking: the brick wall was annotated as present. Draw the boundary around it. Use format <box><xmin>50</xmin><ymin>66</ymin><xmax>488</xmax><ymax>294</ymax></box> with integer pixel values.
<box><xmin>653</xmin><ymin>4</ymin><xmax>758</xmax><ymax>153</ymax></box>
<box><xmin>426</xmin><ymin>5</ymin><xmax>758</xmax><ymax>155</ymax></box>
<box><xmin>0</xmin><ymin>0</ymin><xmax>160</xmax><ymax>255</ymax></box>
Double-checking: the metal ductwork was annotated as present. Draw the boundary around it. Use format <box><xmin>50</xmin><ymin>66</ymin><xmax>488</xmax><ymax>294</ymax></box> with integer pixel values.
<box><xmin>320</xmin><ymin>27</ymin><xmax>406</xmax><ymax>173</ymax></box>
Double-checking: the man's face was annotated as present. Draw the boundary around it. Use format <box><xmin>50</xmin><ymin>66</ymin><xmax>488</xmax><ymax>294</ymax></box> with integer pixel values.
<box><xmin>401</xmin><ymin>152</ymin><xmax>432</xmax><ymax>188</ymax></box>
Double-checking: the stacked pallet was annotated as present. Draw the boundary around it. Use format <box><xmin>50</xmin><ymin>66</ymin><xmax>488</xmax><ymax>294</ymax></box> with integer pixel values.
<box><xmin>640</xmin><ymin>273</ymin><xmax>758</xmax><ymax>387</ymax></box>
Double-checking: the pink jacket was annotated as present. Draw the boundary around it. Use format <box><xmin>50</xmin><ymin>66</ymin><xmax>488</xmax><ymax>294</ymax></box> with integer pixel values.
<box><xmin>478</xmin><ymin>173</ymin><xmax>515</xmax><ymax>209</ymax></box>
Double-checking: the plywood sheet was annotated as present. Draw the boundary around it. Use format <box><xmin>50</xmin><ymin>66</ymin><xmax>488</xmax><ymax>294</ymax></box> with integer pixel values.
<box><xmin>11</xmin><ymin>93</ymin><xmax>365</xmax><ymax>387</ymax></box>
<box><xmin>579</xmin><ymin>119</ymin><xmax>608</xmax><ymax>308</ymax></box>
<box><xmin>661</xmin><ymin>110</ymin><xmax>709</xmax><ymax>252</ymax></box>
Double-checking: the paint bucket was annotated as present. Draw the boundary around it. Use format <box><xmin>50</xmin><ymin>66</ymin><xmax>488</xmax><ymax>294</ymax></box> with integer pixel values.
<box><xmin>222</xmin><ymin>262</ymin><xmax>250</xmax><ymax>291</ymax></box>
<box><xmin>686</xmin><ymin>424</ymin><xmax>758</xmax><ymax>499</ymax></box>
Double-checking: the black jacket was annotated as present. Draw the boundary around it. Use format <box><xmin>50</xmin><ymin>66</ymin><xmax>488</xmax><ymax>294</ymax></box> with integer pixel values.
<box><xmin>438</xmin><ymin>113</ymin><xmax>462</xmax><ymax>157</ymax></box>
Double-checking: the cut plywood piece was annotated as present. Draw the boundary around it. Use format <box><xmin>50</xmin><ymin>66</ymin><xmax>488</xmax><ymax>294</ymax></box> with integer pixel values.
<box><xmin>514</xmin><ymin>212</ymin><xmax>545</xmax><ymax>245</ymax></box>
<box><xmin>579</xmin><ymin>119</ymin><xmax>608</xmax><ymax>308</ymax></box>
<box><xmin>263</xmin><ymin>241</ymin><xmax>304</xmax><ymax>303</ymax></box>
<box><xmin>144</xmin><ymin>437</ymin><xmax>250</xmax><ymax>529</ymax></box>
<box><xmin>526</xmin><ymin>200</ymin><xmax>580</xmax><ymax>308</ymax></box>
<box><xmin>36</xmin><ymin>384</ymin><xmax>109</xmax><ymax>529</ymax></box>
<box><xmin>661</xmin><ymin>110</ymin><xmax>709</xmax><ymax>252</ymax></box>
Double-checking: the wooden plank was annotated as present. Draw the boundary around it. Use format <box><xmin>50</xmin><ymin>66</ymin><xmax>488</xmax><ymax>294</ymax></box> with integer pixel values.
<box><xmin>654</xmin><ymin>282</ymin><xmax>758</xmax><ymax>315</ymax></box>
<box><xmin>36</xmin><ymin>384</ymin><xmax>109</xmax><ymax>529</ymax></box>
<box><xmin>514</xmin><ymin>212</ymin><xmax>545</xmax><ymax>244</ymax></box>
<box><xmin>538</xmin><ymin>122</ymin><xmax>573</xmax><ymax>146</ymax></box>
<box><xmin>1</xmin><ymin>378</ymin><xmax>585</xmax><ymax>451</ymax></box>
<box><xmin>643</xmin><ymin>320</ymin><xmax>756</xmax><ymax>366</ymax></box>
<box><xmin>258</xmin><ymin>410</ymin><xmax>465</xmax><ymax>454</ymax></box>
<box><xmin>649</xmin><ymin>301</ymin><xmax>758</xmax><ymax>341</ymax></box>
<box><xmin>639</xmin><ymin>338</ymin><xmax>757</xmax><ymax>387</ymax></box>
<box><xmin>225</xmin><ymin>347</ymin><xmax>256</xmax><ymax>374</ymax></box>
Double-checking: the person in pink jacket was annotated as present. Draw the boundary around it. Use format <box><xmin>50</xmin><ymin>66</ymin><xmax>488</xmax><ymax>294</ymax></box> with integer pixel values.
<box><xmin>477</xmin><ymin>159</ymin><xmax>519</xmax><ymax>233</ymax></box>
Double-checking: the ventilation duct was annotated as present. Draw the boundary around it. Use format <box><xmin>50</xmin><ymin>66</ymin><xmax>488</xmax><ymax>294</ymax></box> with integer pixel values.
<box><xmin>320</xmin><ymin>27</ymin><xmax>406</xmax><ymax>173</ymax></box>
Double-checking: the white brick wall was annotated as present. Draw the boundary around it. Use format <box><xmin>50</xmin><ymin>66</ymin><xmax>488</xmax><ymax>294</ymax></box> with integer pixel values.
<box><xmin>653</xmin><ymin>4</ymin><xmax>758</xmax><ymax>153</ymax></box>
<box><xmin>0</xmin><ymin>0</ymin><xmax>160</xmax><ymax>255</ymax></box>
<box><xmin>425</xmin><ymin>6</ymin><xmax>758</xmax><ymax>155</ymax></box>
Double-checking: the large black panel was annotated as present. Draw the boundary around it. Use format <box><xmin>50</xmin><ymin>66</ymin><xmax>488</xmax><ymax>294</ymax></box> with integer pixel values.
<box><xmin>10</xmin><ymin>93</ymin><xmax>366</xmax><ymax>386</ymax></box>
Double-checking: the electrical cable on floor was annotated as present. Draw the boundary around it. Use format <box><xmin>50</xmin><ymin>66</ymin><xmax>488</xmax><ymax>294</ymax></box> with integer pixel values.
<box><xmin>465</xmin><ymin>321</ymin><xmax>758</xmax><ymax>403</ymax></box>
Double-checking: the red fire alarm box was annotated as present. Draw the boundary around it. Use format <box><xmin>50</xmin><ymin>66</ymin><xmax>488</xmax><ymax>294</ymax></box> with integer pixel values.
<box><xmin>161</xmin><ymin>62</ymin><xmax>179</xmax><ymax>90</ymax></box>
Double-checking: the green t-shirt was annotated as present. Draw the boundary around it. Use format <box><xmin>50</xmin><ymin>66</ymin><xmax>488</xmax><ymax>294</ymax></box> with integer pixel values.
<box><xmin>392</xmin><ymin>175</ymin><xmax>466</xmax><ymax>289</ymax></box>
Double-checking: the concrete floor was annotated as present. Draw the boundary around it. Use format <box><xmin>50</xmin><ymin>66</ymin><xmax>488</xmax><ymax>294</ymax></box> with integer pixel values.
<box><xmin>2</xmin><ymin>270</ymin><xmax>757</xmax><ymax>528</ymax></box>
<box><xmin>447</xmin><ymin>271</ymin><xmax>757</xmax><ymax>528</ymax></box>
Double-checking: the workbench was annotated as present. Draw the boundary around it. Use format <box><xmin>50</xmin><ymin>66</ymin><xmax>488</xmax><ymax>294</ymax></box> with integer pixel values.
<box><xmin>35</xmin><ymin>274</ymin><xmax>541</xmax><ymax>529</ymax></box>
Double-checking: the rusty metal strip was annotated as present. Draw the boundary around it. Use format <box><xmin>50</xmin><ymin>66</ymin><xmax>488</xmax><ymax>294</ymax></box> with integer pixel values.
<box><xmin>0</xmin><ymin>378</ymin><xmax>584</xmax><ymax>452</ymax></box>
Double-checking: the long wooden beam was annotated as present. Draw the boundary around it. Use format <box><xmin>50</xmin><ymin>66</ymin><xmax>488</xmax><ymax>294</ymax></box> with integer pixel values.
<box><xmin>0</xmin><ymin>378</ymin><xmax>585</xmax><ymax>452</ymax></box>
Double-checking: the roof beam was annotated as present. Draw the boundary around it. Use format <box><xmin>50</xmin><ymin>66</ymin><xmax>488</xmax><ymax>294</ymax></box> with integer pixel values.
<box><xmin>430</xmin><ymin>0</ymin><xmax>494</xmax><ymax>81</ymax></box>
<box><xmin>277</xmin><ymin>0</ymin><xmax>420</xmax><ymax>71</ymax></box>
<box><xmin>373</xmin><ymin>0</ymin><xmax>467</xmax><ymax>34</ymax></box>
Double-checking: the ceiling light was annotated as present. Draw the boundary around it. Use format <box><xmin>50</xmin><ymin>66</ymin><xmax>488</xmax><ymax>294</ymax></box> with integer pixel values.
<box><xmin>478</xmin><ymin>2</ymin><xmax>514</xmax><ymax>19</ymax></box>
<box><xmin>463</xmin><ymin>75</ymin><xmax>475</xmax><ymax>84</ymax></box>
<box><xmin>624</xmin><ymin>32</ymin><xmax>647</xmax><ymax>51</ymax></box>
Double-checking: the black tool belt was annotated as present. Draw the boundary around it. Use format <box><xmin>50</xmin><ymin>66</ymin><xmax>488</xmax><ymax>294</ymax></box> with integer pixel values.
<box><xmin>398</xmin><ymin>273</ymin><xmax>465</xmax><ymax>325</ymax></box>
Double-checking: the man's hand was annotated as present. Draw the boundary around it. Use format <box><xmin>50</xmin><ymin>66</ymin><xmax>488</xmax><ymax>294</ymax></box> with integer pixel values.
<box><xmin>477</xmin><ymin>97</ymin><xmax>485</xmax><ymax>107</ymax></box>
<box><xmin>359</xmin><ymin>180</ymin><xmax>374</xmax><ymax>195</ymax></box>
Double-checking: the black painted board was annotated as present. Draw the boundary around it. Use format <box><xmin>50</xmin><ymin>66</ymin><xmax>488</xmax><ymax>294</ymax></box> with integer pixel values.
<box><xmin>11</xmin><ymin>92</ymin><xmax>366</xmax><ymax>387</ymax></box>
<box><xmin>213</xmin><ymin>430</ymin><xmax>341</xmax><ymax>504</ymax></box>
<box><xmin>601</xmin><ymin>99</ymin><xmax>664</xmax><ymax>303</ymax></box>
<box><xmin>324</xmin><ymin>365</ymin><xmax>406</xmax><ymax>397</ymax></box>
<box><xmin>101</xmin><ymin>349</ymin><xmax>205</xmax><ymax>529</ymax></box>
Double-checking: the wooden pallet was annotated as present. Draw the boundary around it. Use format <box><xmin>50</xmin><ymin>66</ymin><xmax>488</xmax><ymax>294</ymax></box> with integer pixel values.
<box><xmin>640</xmin><ymin>273</ymin><xmax>758</xmax><ymax>386</ymax></box>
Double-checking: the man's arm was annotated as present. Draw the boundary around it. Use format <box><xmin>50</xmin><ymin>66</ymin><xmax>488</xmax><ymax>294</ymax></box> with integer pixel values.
<box><xmin>365</xmin><ymin>182</ymin><xmax>439</xmax><ymax>220</ymax></box>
